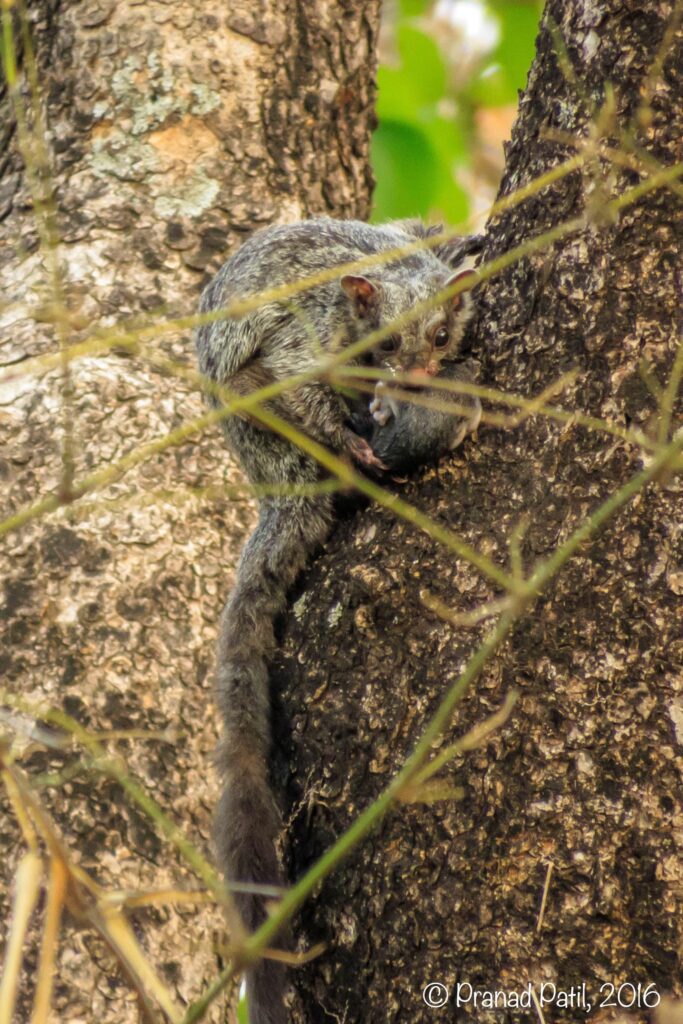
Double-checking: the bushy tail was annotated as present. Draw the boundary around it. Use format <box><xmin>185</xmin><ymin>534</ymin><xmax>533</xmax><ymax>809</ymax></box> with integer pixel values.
<box><xmin>213</xmin><ymin>496</ymin><xmax>333</xmax><ymax>1024</ymax></box>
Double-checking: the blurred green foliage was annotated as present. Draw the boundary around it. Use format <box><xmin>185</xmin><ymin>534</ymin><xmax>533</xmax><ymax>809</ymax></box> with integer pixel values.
<box><xmin>371</xmin><ymin>0</ymin><xmax>542</xmax><ymax>223</ymax></box>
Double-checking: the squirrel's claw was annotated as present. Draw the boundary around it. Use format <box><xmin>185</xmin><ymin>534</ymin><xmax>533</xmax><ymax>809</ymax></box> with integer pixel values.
<box><xmin>345</xmin><ymin>431</ymin><xmax>389</xmax><ymax>471</ymax></box>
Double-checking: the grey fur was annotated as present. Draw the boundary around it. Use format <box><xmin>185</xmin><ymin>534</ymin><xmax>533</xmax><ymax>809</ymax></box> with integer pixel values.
<box><xmin>195</xmin><ymin>218</ymin><xmax>480</xmax><ymax>1024</ymax></box>
<box><xmin>369</xmin><ymin>358</ymin><xmax>482</xmax><ymax>471</ymax></box>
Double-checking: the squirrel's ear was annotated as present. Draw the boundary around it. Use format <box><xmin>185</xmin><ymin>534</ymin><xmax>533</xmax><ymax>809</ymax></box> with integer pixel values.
<box><xmin>341</xmin><ymin>275</ymin><xmax>379</xmax><ymax>317</ymax></box>
<box><xmin>445</xmin><ymin>268</ymin><xmax>477</xmax><ymax>311</ymax></box>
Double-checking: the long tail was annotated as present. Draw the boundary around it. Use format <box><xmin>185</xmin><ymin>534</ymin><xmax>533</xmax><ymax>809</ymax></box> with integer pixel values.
<box><xmin>213</xmin><ymin>496</ymin><xmax>333</xmax><ymax>1024</ymax></box>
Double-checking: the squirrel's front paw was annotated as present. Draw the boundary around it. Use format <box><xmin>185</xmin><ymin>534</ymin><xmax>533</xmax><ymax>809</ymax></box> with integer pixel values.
<box><xmin>369</xmin><ymin>381</ymin><xmax>395</xmax><ymax>426</ymax></box>
<box><xmin>369</xmin><ymin>396</ymin><xmax>392</xmax><ymax>426</ymax></box>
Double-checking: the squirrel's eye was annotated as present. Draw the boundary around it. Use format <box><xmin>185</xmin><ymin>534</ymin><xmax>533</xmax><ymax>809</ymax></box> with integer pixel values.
<box><xmin>378</xmin><ymin>335</ymin><xmax>401</xmax><ymax>354</ymax></box>
<box><xmin>434</xmin><ymin>326</ymin><xmax>450</xmax><ymax>349</ymax></box>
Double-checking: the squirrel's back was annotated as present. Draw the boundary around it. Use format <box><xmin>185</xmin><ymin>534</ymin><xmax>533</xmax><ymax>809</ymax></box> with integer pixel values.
<box><xmin>196</xmin><ymin>218</ymin><xmax>466</xmax><ymax>392</ymax></box>
<box><xmin>198</xmin><ymin>217</ymin><xmax>451</xmax><ymax>313</ymax></box>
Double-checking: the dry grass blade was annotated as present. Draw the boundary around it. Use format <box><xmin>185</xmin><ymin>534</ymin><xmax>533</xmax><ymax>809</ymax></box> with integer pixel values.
<box><xmin>536</xmin><ymin>861</ymin><xmax>554</xmax><ymax>935</ymax></box>
<box><xmin>109</xmin><ymin>888</ymin><xmax>216</xmax><ymax>911</ymax></box>
<box><xmin>96</xmin><ymin>904</ymin><xmax>182</xmax><ymax>1024</ymax></box>
<box><xmin>420</xmin><ymin>588</ymin><xmax>514</xmax><ymax>627</ymax></box>
<box><xmin>31</xmin><ymin>857</ymin><xmax>67</xmax><ymax>1024</ymax></box>
<box><xmin>0</xmin><ymin>752</ymin><xmax>184</xmax><ymax>1024</ymax></box>
<box><xmin>1</xmin><ymin>694</ymin><xmax>229</xmax><ymax>904</ymax></box>
<box><xmin>259</xmin><ymin>942</ymin><xmax>326</xmax><ymax>967</ymax></box>
<box><xmin>0</xmin><ymin>851</ymin><xmax>43</xmax><ymax>1024</ymax></box>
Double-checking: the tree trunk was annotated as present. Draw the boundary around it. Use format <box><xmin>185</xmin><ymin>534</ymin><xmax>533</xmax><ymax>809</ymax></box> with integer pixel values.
<box><xmin>274</xmin><ymin>2</ymin><xmax>683</xmax><ymax>1021</ymax></box>
<box><xmin>0</xmin><ymin>2</ymin><xmax>379</xmax><ymax>1021</ymax></box>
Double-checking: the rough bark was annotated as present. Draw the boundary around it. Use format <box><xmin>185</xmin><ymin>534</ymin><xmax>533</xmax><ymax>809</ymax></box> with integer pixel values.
<box><xmin>0</xmin><ymin>2</ymin><xmax>380</xmax><ymax>1021</ymax></box>
<box><xmin>274</xmin><ymin>3</ymin><xmax>683</xmax><ymax>1022</ymax></box>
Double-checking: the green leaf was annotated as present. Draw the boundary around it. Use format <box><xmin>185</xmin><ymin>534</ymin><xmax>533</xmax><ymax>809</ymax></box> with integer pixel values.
<box><xmin>377</xmin><ymin>25</ymin><xmax>446</xmax><ymax>121</ymax></box>
<box><xmin>398</xmin><ymin>0</ymin><xmax>432</xmax><ymax>17</ymax></box>
<box><xmin>495</xmin><ymin>3</ymin><xmax>541</xmax><ymax>93</ymax></box>
<box><xmin>472</xmin><ymin>2</ymin><xmax>541</xmax><ymax>106</ymax></box>
<box><xmin>370</xmin><ymin>116</ymin><xmax>469</xmax><ymax>224</ymax></box>
<box><xmin>371</xmin><ymin>120</ymin><xmax>440</xmax><ymax>221</ymax></box>
<box><xmin>421</xmin><ymin>117</ymin><xmax>469</xmax><ymax>223</ymax></box>
<box><xmin>470</xmin><ymin>61</ymin><xmax>515</xmax><ymax>107</ymax></box>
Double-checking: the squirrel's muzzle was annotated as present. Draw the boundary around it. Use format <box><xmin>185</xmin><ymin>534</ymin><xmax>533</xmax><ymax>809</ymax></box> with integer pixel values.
<box><xmin>408</xmin><ymin>362</ymin><xmax>440</xmax><ymax>379</ymax></box>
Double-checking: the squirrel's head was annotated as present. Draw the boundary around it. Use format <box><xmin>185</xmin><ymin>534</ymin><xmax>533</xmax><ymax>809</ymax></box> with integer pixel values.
<box><xmin>340</xmin><ymin>269</ymin><xmax>476</xmax><ymax>377</ymax></box>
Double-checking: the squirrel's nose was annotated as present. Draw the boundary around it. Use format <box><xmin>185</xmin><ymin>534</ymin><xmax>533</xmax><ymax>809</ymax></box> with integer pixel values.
<box><xmin>409</xmin><ymin>362</ymin><xmax>439</xmax><ymax>379</ymax></box>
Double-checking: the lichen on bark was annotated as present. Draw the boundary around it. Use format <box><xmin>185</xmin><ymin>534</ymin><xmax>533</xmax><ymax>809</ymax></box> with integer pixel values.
<box><xmin>0</xmin><ymin>1</ymin><xmax>381</xmax><ymax>1020</ymax></box>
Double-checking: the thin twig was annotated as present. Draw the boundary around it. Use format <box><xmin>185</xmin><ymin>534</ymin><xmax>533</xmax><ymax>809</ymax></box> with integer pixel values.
<box><xmin>536</xmin><ymin>861</ymin><xmax>554</xmax><ymax>934</ymax></box>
